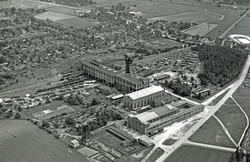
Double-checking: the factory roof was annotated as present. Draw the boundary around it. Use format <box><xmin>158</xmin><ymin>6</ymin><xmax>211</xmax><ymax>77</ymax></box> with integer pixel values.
<box><xmin>129</xmin><ymin>105</ymin><xmax>175</xmax><ymax>125</ymax></box>
<box><xmin>116</xmin><ymin>72</ymin><xmax>150</xmax><ymax>84</ymax></box>
<box><xmin>125</xmin><ymin>86</ymin><xmax>164</xmax><ymax>100</ymax></box>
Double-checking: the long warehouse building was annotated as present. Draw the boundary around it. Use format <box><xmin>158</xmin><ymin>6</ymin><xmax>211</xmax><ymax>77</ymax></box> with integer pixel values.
<box><xmin>127</xmin><ymin>100</ymin><xmax>204</xmax><ymax>135</ymax></box>
<box><xmin>82</xmin><ymin>60</ymin><xmax>150</xmax><ymax>93</ymax></box>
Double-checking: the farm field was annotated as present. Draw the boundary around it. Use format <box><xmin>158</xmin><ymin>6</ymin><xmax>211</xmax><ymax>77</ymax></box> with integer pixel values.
<box><xmin>0</xmin><ymin>0</ymin><xmax>54</xmax><ymax>9</ymax></box>
<box><xmin>205</xmin><ymin>8</ymin><xmax>243</xmax><ymax>39</ymax></box>
<box><xmin>183</xmin><ymin>23</ymin><xmax>218</xmax><ymax>36</ymax></box>
<box><xmin>35</xmin><ymin>11</ymin><xmax>75</xmax><ymax>21</ymax></box>
<box><xmin>148</xmin><ymin>10</ymin><xmax>222</xmax><ymax>24</ymax></box>
<box><xmin>189</xmin><ymin>116</ymin><xmax>235</xmax><ymax>148</ymax></box>
<box><xmin>56</xmin><ymin>17</ymin><xmax>98</xmax><ymax>28</ymax></box>
<box><xmin>35</xmin><ymin>10</ymin><xmax>97</xmax><ymax>28</ymax></box>
<box><xmin>215</xmin><ymin>98</ymin><xmax>247</xmax><ymax>144</ymax></box>
<box><xmin>164</xmin><ymin>144</ymin><xmax>233</xmax><ymax>162</ymax></box>
<box><xmin>0</xmin><ymin>120</ymin><xmax>88</xmax><ymax>162</ymax></box>
<box><xmin>227</xmin><ymin>15</ymin><xmax>250</xmax><ymax>37</ymax></box>
<box><xmin>145</xmin><ymin>148</ymin><xmax>164</xmax><ymax>162</ymax></box>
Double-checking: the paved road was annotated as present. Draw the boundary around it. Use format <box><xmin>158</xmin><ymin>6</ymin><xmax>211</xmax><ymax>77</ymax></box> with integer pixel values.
<box><xmin>164</xmin><ymin>89</ymin><xmax>199</xmax><ymax>105</ymax></box>
<box><xmin>186</xmin><ymin>141</ymin><xmax>236</xmax><ymax>152</ymax></box>
<box><xmin>155</xmin><ymin>55</ymin><xmax>250</xmax><ymax>162</ymax></box>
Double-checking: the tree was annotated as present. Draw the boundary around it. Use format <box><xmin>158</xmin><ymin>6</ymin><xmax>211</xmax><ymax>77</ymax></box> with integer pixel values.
<box><xmin>42</xmin><ymin>121</ymin><xmax>50</xmax><ymax>128</ymax></box>
<box><xmin>58</xmin><ymin>94</ymin><xmax>64</xmax><ymax>100</ymax></box>
<box><xmin>65</xmin><ymin>117</ymin><xmax>76</xmax><ymax>126</ymax></box>
<box><xmin>5</xmin><ymin>109</ymin><xmax>13</xmax><ymax>118</ymax></box>
<box><xmin>17</xmin><ymin>105</ymin><xmax>22</xmax><ymax>112</ymax></box>
<box><xmin>15</xmin><ymin>112</ymin><xmax>21</xmax><ymax>119</ymax></box>
<box><xmin>91</xmin><ymin>98</ymin><xmax>99</xmax><ymax>106</ymax></box>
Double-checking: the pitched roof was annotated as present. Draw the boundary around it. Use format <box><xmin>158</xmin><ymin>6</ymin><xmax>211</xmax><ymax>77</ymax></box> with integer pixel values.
<box><xmin>125</xmin><ymin>86</ymin><xmax>164</xmax><ymax>100</ymax></box>
<box><xmin>136</xmin><ymin>111</ymin><xmax>159</xmax><ymax>124</ymax></box>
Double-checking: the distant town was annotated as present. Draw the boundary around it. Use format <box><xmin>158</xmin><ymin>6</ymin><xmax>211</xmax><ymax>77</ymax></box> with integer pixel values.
<box><xmin>0</xmin><ymin>0</ymin><xmax>250</xmax><ymax>162</ymax></box>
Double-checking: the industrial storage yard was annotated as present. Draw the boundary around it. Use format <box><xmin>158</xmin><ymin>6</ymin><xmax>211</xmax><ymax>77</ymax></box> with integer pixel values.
<box><xmin>0</xmin><ymin>0</ymin><xmax>250</xmax><ymax>162</ymax></box>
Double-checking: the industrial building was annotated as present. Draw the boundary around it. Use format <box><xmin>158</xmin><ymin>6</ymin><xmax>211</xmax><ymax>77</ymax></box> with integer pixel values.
<box><xmin>82</xmin><ymin>59</ymin><xmax>150</xmax><ymax>93</ymax></box>
<box><xmin>123</xmin><ymin>86</ymin><xmax>165</xmax><ymax>110</ymax></box>
<box><xmin>127</xmin><ymin>100</ymin><xmax>204</xmax><ymax>135</ymax></box>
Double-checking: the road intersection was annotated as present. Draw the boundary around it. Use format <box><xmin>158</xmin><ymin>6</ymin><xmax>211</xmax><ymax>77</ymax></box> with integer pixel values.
<box><xmin>143</xmin><ymin>55</ymin><xmax>250</xmax><ymax>162</ymax></box>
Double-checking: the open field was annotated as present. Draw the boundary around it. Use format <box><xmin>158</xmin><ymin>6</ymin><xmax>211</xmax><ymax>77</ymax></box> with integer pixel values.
<box><xmin>227</xmin><ymin>15</ymin><xmax>250</xmax><ymax>37</ymax></box>
<box><xmin>145</xmin><ymin>148</ymin><xmax>164</xmax><ymax>162</ymax></box>
<box><xmin>56</xmin><ymin>17</ymin><xmax>98</xmax><ymax>28</ymax></box>
<box><xmin>0</xmin><ymin>120</ymin><xmax>88</xmax><ymax>162</ymax></box>
<box><xmin>205</xmin><ymin>8</ymin><xmax>243</xmax><ymax>39</ymax></box>
<box><xmin>35</xmin><ymin>10</ymin><xmax>97</xmax><ymax>28</ymax></box>
<box><xmin>148</xmin><ymin>10</ymin><xmax>222</xmax><ymax>24</ymax></box>
<box><xmin>33</xmin><ymin>104</ymin><xmax>74</xmax><ymax>120</ymax></box>
<box><xmin>189</xmin><ymin>116</ymin><xmax>235</xmax><ymax>148</ymax></box>
<box><xmin>0</xmin><ymin>0</ymin><xmax>54</xmax><ymax>9</ymax></box>
<box><xmin>23</xmin><ymin>101</ymin><xmax>76</xmax><ymax>119</ymax></box>
<box><xmin>233</xmin><ymin>87</ymin><xmax>250</xmax><ymax>116</ymax></box>
<box><xmin>35</xmin><ymin>11</ymin><xmax>75</xmax><ymax>21</ymax></box>
<box><xmin>183</xmin><ymin>23</ymin><xmax>218</xmax><ymax>36</ymax></box>
<box><xmin>215</xmin><ymin>98</ymin><xmax>247</xmax><ymax>144</ymax></box>
<box><xmin>165</xmin><ymin>144</ymin><xmax>233</xmax><ymax>162</ymax></box>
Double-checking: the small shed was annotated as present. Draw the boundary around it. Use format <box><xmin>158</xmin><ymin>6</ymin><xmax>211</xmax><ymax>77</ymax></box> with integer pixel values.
<box><xmin>70</xmin><ymin>139</ymin><xmax>80</xmax><ymax>148</ymax></box>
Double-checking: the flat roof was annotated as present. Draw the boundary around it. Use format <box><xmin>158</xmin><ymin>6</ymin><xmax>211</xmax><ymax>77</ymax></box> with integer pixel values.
<box><xmin>125</xmin><ymin>86</ymin><xmax>164</xmax><ymax>100</ymax></box>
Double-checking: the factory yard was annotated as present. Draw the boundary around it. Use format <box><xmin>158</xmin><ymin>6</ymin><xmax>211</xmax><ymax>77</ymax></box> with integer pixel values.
<box><xmin>0</xmin><ymin>120</ymin><xmax>88</xmax><ymax>162</ymax></box>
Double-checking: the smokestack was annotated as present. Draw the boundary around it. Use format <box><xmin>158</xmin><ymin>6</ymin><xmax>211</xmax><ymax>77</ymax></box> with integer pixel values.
<box><xmin>124</xmin><ymin>54</ymin><xmax>133</xmax><ymax>74</ymax></box>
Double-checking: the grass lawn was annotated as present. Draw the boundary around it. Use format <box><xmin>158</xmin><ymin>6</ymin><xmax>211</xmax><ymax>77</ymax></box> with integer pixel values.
<box><xmin>145</xmin><ymin>148</ymin><xmax>164</xmax><ymax>162</ymax></box>
<box><xmin>162</xmin><ymin>138</ymin><xmax>178</xmax><ymax>146</ymax></box>
<box><xmin>233</xmin><ymin>87</ymin><xmax>250</xmax><ymax>117</ymax></box>
<box><xmin>23</xmin><ymin>101</ymin><xmax>76</xmax><ymax>119</ymax></box>
<box><xmin>227</xmin><ymin>16</ymin><xmax>250</xmax><ymax>37</ymax></box>
<box><xmin>215</xmin><ymin>98</ymin><xmax>247</xmax><ymax>144</ymax></box>
<box><xmin>165</xmin><ymin>144</ymin><xmax>233</xmax><ymax>162</ymax></box>
<box><xmin>56</xmin><ymin>17</ymin><xmax>98</xmax><ymax>28</ymax></box>
<box><xmin>189</xmin><ymin>116</ymin><xmax>235</xmax><ymax>148</ymax></box>
<box><xmin>209</xmin><ymin>89</ymin><xmax>229</xmax><ymax>106</ymax></box>
<box><xmin>0</xmin><ymin>120</ymin><xmax>88</xmax><ymax>162</ymax></box>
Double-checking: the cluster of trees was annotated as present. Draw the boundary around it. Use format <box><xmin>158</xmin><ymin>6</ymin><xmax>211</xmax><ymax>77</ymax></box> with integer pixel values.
<box><xmin>229</xmin><ymin>147</ymin><xmax>246</xmax><ymax>162</ymax></box>
<box><xmin>193</xmin><ymin>44</ymin><xmax>247</xmax><ymax>87</ymax></box>
<box><xmin>87</xmin><ymin>109</ymin><xmax>122</xmax><ymax>131</ymax></box>
<box><xmin>41</xmin><ymin>0</ymin><xmax>95</xmax><ymax>7</ymax></box>
<box><xmin>65</xmin><ymin>93</ymin><xmax>100</xmax><ymax>107</ymax></box>
<box><xmin>165</xmin><ymin>79</ymin><xmax>192</xmax><ymax>96</ymax></box>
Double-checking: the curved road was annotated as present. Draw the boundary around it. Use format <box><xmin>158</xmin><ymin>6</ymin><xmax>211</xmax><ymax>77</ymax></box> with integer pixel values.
<box><xmin>155</xmin><ymin>55</ymin><xmax>250</xmax><ymax>162</ymax></box>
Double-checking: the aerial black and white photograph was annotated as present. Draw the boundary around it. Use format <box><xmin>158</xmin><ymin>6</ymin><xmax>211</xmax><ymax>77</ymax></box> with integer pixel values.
<box><xmin>0</xmin><ymin>0</ymin><xmax>249</xmax><ymax>161</ymax></box>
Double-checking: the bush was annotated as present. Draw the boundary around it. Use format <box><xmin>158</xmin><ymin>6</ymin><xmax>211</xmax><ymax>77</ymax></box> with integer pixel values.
<box><xmin>14</xmin><ymin>112</ymin><xmax>21</xmax><ymax>119</ymax></box>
